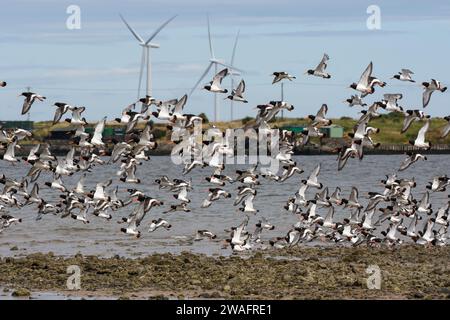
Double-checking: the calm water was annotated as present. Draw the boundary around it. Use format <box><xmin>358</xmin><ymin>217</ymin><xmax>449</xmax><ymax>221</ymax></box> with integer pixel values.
<box><xmin>1</xmin><ymin>155</ymin><xmax>449</xmax><ymax>257</ymax></box>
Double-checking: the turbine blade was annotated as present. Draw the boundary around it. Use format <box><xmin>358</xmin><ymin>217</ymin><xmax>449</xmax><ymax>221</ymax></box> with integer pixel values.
<box><xmin>137</xmin><ymin>47</ymin><xmax>146</xmax><ymax>99</ymax></box>
<box><xmin>230</xmin><ymin>29</ymin><xmax>240</xmax><ymax>66</ymax></box>
<box><xmin>190</xmin><ymin>62</ymin><xmax>213</xmax><ymax>96</ymax></box>
<box><xmin>119</xmin><ymin>14</ymin><xmax>145</xmax><ymax>44</ymax></box>
<box><xmin>145</xmin><ymin>15</ymin><xmax>178</xmax><ymax>45</ymax></box>
<box><xmin>207</xmin><ymin>14</ymin><xmax>215</xmax><ymax>59</ymax></box>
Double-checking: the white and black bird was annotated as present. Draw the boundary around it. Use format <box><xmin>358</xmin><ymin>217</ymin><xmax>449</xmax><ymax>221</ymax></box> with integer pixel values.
<box><xmin>228</xmin><ymin>216</ymin><xmax>249</xmax><ymax>246</ymax></box>
<box><xmin>234</xmin><ymin>186</ymin><xmax>256</xmax><ymax>206</ymax></box>
<box><xmin>93</xmin><ymin>179</ymin><xmax>112</xmax><ymax>202</ymax></box>
<box><xmin>337</xmin><ymin>139</ymin><xmax>363</xmax><ymax>171</ymax></box>
<box><xmin>148</xmin><ymin>218</ymin><xmax>172</xmax><ymax>232</ymax></box>
<box><xmin>301</xmin><ymin>164</ymin><xmax>323</xmax><ymax>189</ymax></box>
<box><xmin>163</xmin><ymin>202</ymin><xmax>191</xmax><ymax>213</ymax></box>
<box><xmin>435</xmin><ymin>203</ymin><xmax>449</xmax><ymax>227</ymax></box>
<box><xmin>271</xmin><ymin>71</ymin><xmax>296</xmax><ymax>84</ymax></box>
<box><xmin>201</xmin><ymin>188</ymin><xmax>231</xmax><ymax>208</ymax></box>
<box><xmin>195</xmin><ymin>230</ymin><xmax>217</xmax><ymax>241</ymax></box>
<box><xmin>226</xmin><ymin>79</ymin><xmax>247</xmax><ymax>103</ymax></box>
<box><xmin>313</xmin><ymin>187</ymin><xmax>331</xmax><ymax>208</ymax></box>
<box><xmin>417</xmin><ymin>191</ymin><xmax>432</xmax><ymax>215</ymax></box>
<box><xmin>402</xmin><ymin>110</ymin><xmax>429</xmax><ymax>133</ymax></box>
<box><xmin>426</xmin><ymin>176</ymin><xmax>449</xmax><ymax>192</ymax></box>
<box><xmin>350</xmin><ymin>62</ymin><xmax>385</xmax><ymax>97</ymax></box>
<box><xmin>440</xmin><ymin>116</ymin><xmax>450</xmax><ymax>138</ymax></box>
<box><xmin>118</xmin><ymin>159</ymin><xmax>141</xmax><ymax>184</ymax></box>
<box><xmin>343</xmin><ymin>187</ymin><xmax>363</xmax><ymax>211</ymax></box>
<box><xmin>279</xmin><ymin>163</ymin><xmax>303</xmax><ymax>182</ymax></box>
<box><xmin>205</xmin><ymin>171</ymin><xmax>233</xmax><ymax>186</ymax></box>
<box><xmin>409</xmin><ymin>120</ymin><xmax>431</xmax><ymax>150</ymax></box>
<box><xmin>321</xmin><ymin>206</ymin><xmax>339</xmax><ymax>229</ymax></box>
<box><xmin>0</xmin><ymin>214</ymin><xmax>22</xmax><ymax>231</ymax></box>
<box><xmin>381</xmin><ymin>94</ymin><xmax>403</xmax><ymax>113</ymax></box>
<box><xmin>24</xmin><ymin>183</ymin><xmax>43</xmax><ymax>206</ymax></box>
<box><xmin>300</xmin><ymin>124</ymin><xmax>324</xmax><ymax>146</ymax></box>
<box><xmin>308</xmin><ymin>104</ymin><xmax>332</xmax><ymax>126</ymax></box>
<box><xmin>44</xmin><ymin>176</ymin><xmax>67</xmax><ymax>193</ymax></box>
<box><xmin>173</xmin><ymin>186</ymin><xmax>190</xmax><ymax>203</ymax></box>
<box><xmin>392</xmin><ymin>69</ymin><xmax>415</xmax><ymax>82</ymax></box>
<box><xmin>329</xmin><ymin>187</ymin><xmax>344</xmax><ymax>206</ymax></box>
<box><xmin>71</xmin><ymin>206</ymin><xmax>90</xmax><ymax>224</ymax></box>
<box><xmin>90</xmin><ymin>117</ymin><xmax>107</xmax><ymax>148</ymax></box>
<box><xmin>422</xmin><ymin>79</ymin><xmax>447</xmax><ymax>108</ymax></box>
<box><xmin>306</xmin><ymin>53</ymin><xmax>331</xmax><ymax>79</ymax></box>
<box><xmin>20</xmin><ymin>92</ymin><xmax>46</xmax><ymax>115</ymax></box>
<box><xmin>0</xmin><ymin>137</ymin><xmax>20</xmax><ymax>163</ymax></box>
<box><xmin>345</xmin><ymin>95</ymin><xmax>367</xmax><ymax>107</ymax></box>
<box><xmin>52</xmin><ymin>102</ymin><xmax>72</xmax><ymax>124</ymax></box>
<box><xmin>399</xmin><ymin>152</ymin><xmax>427</xmax><ymax>171</ymax></box>
<box><xmin>114</xmin><ymin>103</ymin><xmax>136</xmax><ymax>124</ymax></box>
<box><xmin>238</xmin><ymin>193</ymin><xmax>258</xmax><ymax>214</ymax></box>
<box><xmin>65</xmin><ymin>106</ymin><xmax>88</xmax><ymax>126</ymax></box>
<box><xmin>204</xmin><ymin>68</ymin><xmax>229</xmax><ymax>93</ymax></box>
<box><xmin>251</xmin><ymin>217</ymin><xmax>275</xmax><ymax>243</ymax></box>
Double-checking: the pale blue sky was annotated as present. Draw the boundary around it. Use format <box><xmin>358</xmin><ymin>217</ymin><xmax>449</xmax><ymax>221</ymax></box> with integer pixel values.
<box><xmin>1</xmin><ymin>0</ymin><xmax>450</xmax><ymax>121</ymax></box>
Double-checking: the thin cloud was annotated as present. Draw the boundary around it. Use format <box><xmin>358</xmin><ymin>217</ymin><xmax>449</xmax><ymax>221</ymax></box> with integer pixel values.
<box><xmin>255</xmin><ymin>29</ymin><xmax>407</xmax><ymax>38</ymax></box>
<box><xmin>42</xmin><ymin>67</ymin><xmax>139</xmax><ymax>78</ymax></box>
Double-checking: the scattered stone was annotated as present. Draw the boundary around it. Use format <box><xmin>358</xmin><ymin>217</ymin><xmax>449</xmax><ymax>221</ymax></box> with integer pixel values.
<box><xmin>12</xmin><ymin>288</ymin><xmax>30</xmax><ymax>297</ymax></box>
<box><xmin>190</xmin><ymin>279</ymin><xmax>202</xmax><ymax>285</ymax></box>
<box><xmin>283</xmin><ymin>274</ymin><xmax>292</xmax><ymax>282</ymax></box>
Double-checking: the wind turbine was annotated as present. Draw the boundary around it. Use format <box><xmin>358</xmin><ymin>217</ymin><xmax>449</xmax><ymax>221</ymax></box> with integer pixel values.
<box><xmin>120</xmin><ymin>14</ymin><xmax>177</xmax><ymax>99</ymax></box>
<box><xmin>190</xmin><ymin>15</ymin><xmax>243</xmax><ymax>122</ymax></box>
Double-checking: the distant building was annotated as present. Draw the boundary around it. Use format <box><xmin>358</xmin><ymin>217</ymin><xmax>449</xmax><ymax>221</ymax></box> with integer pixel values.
<box><xmin>0</xmin><ymin>120</ymin><xmax>34</xmax><ymax>131</ymax></box>
<box><xmin>320</xmin><ymin>125</ymin><xmax>344</xmax><ymax>138</ymax></box>
<box><xmin>280</xmin><ymin>124</ymin><xmax>344</xmax><ymax>138</ymax></box>
<box><xmin>49</xmin><ymin>126</ymin><xmax>125</xmax><ymax>141</ymax></box>
<box><xmin>280</xmin><ymin>125</ymin><xmax>307</xmax><ymax>134</ymax></box>
<box><xmin>84</xmin><ymin>127</ymin><xmax>125</xmax><ymax>138</ymax></box>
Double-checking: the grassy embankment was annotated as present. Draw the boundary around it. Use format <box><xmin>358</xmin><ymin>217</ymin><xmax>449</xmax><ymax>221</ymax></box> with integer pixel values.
<box><xmin>26</xmin><ymin>113</ymin><xmax>450</xmax><ymax>146</ymax></box>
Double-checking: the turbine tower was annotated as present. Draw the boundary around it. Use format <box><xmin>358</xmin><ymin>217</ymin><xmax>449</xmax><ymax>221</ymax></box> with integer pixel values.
<box><xmin>120</xmin><ymin>14</ymin><xmax>177</xmax><ymax>99</ymax></box>
<box><xmin>190</xmin><ymin>15</ymin><xmax>242</xmax><ymax>122</ymax></box>
<box><xmin>229</xmin><ymin>30</ymin><xmax>240</xmax><ymax>121</ymax></box>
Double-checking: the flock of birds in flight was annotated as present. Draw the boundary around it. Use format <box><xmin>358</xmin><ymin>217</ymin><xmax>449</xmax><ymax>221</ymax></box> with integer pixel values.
<box><xmin>1</xmin><ymin>54</ymin><xmax>450</xmax><ymax>251</ymax></box>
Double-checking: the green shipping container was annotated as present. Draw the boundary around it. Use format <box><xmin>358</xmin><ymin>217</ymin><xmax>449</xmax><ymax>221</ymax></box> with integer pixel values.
<box><xmin>280</xmin><ymin>125</ymin><xmax>307</xmax><ymax>134</ymax></box>
<box><xmin>320</xmin><ymin>125</ymin><xmax>344</xmax><ymax>138</ymax></box>
<box><xmin>85</xmin><ymin>127</ymin><xmax>120</xmax><ymax>137</ymax></box>
<box><xmin>0</xmin><ymin>121</ymin><xmax>34</xmax><ymax>131</ymax></box>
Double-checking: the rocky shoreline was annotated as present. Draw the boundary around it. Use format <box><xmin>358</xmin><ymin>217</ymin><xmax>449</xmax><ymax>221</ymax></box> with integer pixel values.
<box><xmin>1</xmin><ymin>246</ymin><xmax>449</xmax><ymax>300</ymax></box>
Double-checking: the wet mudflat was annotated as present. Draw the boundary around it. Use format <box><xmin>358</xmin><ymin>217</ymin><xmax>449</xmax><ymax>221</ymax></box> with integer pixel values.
<box><xmin>1</xmin><ymin>245</ymin><xmax>449</xmax><ymax>300</ymax></box>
